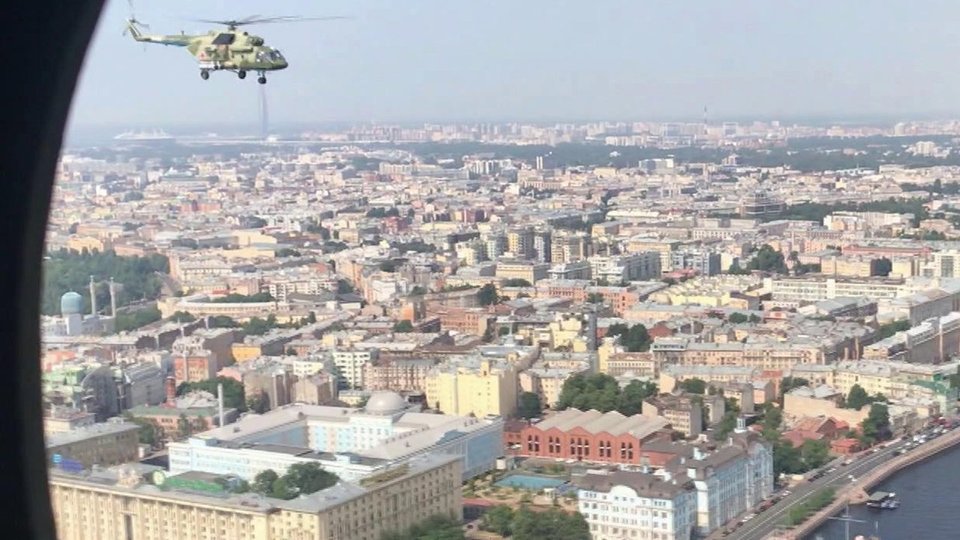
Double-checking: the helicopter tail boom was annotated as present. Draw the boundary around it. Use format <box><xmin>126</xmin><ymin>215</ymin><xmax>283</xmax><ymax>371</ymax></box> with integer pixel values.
<box><xmin>124</xmin><ymin>20</ymin><xmax>192</xmax><ymax>47</ymax></box>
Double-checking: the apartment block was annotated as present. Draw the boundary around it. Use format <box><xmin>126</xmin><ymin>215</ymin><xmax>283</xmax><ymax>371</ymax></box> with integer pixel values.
<box><xmin>49</xmin><ymin>455</ymin><xmax>462</xmax><ymax>540</ymax></box>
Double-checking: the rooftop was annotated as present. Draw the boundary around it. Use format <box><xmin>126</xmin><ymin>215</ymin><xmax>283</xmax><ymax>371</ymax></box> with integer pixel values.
<box><xmin>532</xmin><ymin>409</ymin><xmax>669</xmax><ymax>438</ymax></box>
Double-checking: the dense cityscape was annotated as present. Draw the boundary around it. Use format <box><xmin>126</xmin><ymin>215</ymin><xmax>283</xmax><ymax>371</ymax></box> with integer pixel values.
<box><xmin>39</xmin><ymin>117</ymin><xmax>960</xmax><ymax>540</ymax></box>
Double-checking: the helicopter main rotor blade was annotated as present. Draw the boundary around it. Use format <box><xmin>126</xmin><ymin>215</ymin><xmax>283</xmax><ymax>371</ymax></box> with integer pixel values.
<box><xmin>190</xmin><ymin>15</ymin><xmax>350</xmax><ymax>28</ymax></box>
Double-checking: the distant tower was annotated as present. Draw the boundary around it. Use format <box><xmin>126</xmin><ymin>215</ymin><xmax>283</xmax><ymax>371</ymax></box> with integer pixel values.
<box><xmin>258</xmin><ymin>85</ymin><xmax>269</xmax><ymax>140</ymax></box>
<box><xmin>535</xmin><ymin>155</ymin><xmax>544</xmax><ymax>170</ymax></box>
<box><xmin>89</xmin><ymin>275</ymin><xmax>97</xmax><ymax>316</ymax></box>
<box><xmin>109</xmin><ymin>278</ymin><xmax>118</xmax><ymax>318</ymax></box>
<box><xmin>703</xmin><ymin>105</ymin><xmax>708</xmax><ymax>125</ymax></box>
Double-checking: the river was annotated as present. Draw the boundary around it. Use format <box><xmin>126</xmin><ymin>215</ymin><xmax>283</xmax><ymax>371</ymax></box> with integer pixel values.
<box><xmin>808</xmin><ymin>442</ymin><xmax>960</xmax><ymax>539</ymax></box>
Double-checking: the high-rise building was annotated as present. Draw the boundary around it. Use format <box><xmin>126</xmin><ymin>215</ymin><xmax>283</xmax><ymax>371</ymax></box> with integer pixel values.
<box><xmin>507</xmin><ymin>226</ymin><xmax>535</xmax><ymax>259</ymax></box>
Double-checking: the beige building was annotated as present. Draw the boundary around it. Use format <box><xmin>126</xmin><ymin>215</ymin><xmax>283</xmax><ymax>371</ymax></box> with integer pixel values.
<box><xmin>49</xmin><ymin>455</ymin><xmax>462</xmax><ymax>540</ymax></box>
<box><xmin>495</xmin><ymin>259</ymin><xmax>550</xmax><ymax>284</ymax></box>
<box><xmin>425</xmin><ymin>359</ymin><xmax>518</xmax><ymax>418</ymax></box>
<box><xmin>642</xmin><ymin>394</ymin><xmax>703</xmax><ymax>438</ymax></box>
<box><xmin>45</xmin><ymin>419</ymin><xmax>140</xmax><ymax>468</ymax></box>
<box><xmin>652</xmin><ymin>339</ymin><xmax>825</xmax><ymax>371</ymax></box>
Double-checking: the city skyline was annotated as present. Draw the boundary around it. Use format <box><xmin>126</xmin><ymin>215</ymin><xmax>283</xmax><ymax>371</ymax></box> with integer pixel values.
<box><xmin>68</xmin><ymin>0</ymin><xmax>960</xmax><ymax>130</ymax></box>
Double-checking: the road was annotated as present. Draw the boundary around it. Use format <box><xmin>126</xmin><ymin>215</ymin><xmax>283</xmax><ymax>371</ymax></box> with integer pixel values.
<box><xmin>723</xmin><ymin>438</ymin><xmax>910</xmax><ymax>540</ymax></box>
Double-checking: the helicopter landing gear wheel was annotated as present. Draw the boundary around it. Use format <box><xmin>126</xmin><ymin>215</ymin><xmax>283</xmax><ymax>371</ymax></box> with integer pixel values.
<box><xmin>200</xmin><ymin>69</ymin><xmax>210</xmax><ymax>80</ymax></box>
<box><xmin>258</xmin><ymin>76</ymin><xmax>267</xmax><ymax>84</ymax></box>
<box><xmin>237</xmin><ymin>70</ymin><xmax>247</xmax><ymax>80</ymax></box>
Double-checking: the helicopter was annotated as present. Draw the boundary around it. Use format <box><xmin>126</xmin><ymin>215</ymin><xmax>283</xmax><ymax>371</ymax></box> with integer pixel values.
<box><xmin>124</xmin><ymin>13</ymin><xmax>347</xmax><ymax>84</ymax></box>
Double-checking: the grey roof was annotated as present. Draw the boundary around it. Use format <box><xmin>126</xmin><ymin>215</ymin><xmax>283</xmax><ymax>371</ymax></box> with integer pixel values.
<box><xmin>577</xmin><ymin>470</ymin><xmax>694</xmax><ymax>499</ymax></box>
<box><xmin>533</xmin><ymin>409</ymin><xmax>668</xmax><ymax>438</ymax></box>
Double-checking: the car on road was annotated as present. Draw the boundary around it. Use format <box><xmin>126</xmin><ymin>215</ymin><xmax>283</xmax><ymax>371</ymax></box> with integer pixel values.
<box><xmin>842</xmin><ymin>458</ymin><xmax>853</xmax><ymax>465</ymax></box>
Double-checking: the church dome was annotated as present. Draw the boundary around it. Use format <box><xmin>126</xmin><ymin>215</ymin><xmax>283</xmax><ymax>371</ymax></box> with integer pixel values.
<box><xmin>60</xmin><ymin>291</ymin><xmax>84</xmax><ymax>315</ymax></box>
<box><xmin>364</xmin><ymin>391</ymin><xmax>409</xmax><ymax>415</ymax></box>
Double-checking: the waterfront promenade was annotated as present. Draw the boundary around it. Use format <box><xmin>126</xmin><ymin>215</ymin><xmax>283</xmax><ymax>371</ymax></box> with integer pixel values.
<box><xmin>770</xmin><ymin>427</ymin><xmax>960</xmax><ymax>540</ymax></box>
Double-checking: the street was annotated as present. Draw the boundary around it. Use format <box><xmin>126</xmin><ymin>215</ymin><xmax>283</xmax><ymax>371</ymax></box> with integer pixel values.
<box><xmin>723</xmin><ymin>438</ymin><xmax>910</xmax><ymax>540</ymax></box>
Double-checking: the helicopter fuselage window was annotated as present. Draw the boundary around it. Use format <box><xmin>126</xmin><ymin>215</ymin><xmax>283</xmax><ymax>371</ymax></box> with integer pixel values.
<box><xmin>212</xmin><ymin>33</ymin><xmax>235</xmax><ymax>46</ymax></box>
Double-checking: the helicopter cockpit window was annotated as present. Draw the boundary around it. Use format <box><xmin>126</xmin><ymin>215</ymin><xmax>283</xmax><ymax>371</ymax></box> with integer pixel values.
<box><xmin>211</xmin><ymin>33</ymin><xmax>235</xmax><ymax>46</ymax></box>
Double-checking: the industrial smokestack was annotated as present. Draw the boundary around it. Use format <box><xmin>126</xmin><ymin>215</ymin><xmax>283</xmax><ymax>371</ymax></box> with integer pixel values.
<box><xmin>217</xmin><ymin>382</ymin><xmax>225</xmax><ymax>427</ymax></box>
<box><xmin>89</xmin><ymin>275</ymin><xmax>97</xmax><ymax>316</ymax></box>
<box><xmin>109</xmin><ymin>278</ymin><xmax>117</xmax><ymax>318</ymax></box>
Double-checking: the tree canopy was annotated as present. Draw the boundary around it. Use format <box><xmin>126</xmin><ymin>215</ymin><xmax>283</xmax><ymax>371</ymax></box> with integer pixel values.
<box><xmin>42</xmin><ymin>249</ymin><xmax>169</xmax><ymax>315</ymax></box>
<box><xmin>211</xmin><ymin>292</ymin><xmax>274</xmax><ymax>303</ymax></box>
<box><xmin>860</xmin><ymin>403</ymin><xmax>891</xmax><ymax>446</ymax></box>
<box><xmin>503</xmin><ymin>278</ymin><xmax>532</xmax><ymax>287</ymax></box>
<box><xmin>746</xmin><ymin>245</ymin><xmax>787</xmax><ymax>273</ymax></box>
<box><xmin>677</xmin><ymin>378</ymin><xmax>707</xmax><ymax>395</ymax></box>
<box><xmin>556</xmin><ymin>373</ymin><xmax>657</xmax><ymax>415</ymax></box>
<box><xmin>381</xmin><ymin>514</ymin><xmax>464</xmax><ymax>540</ymax></box>
<box><xmin>482</xmin><ymin>506</ymin><xmax>589</xmax><ymax>540</ymax></box>
<box><xmin>177</xmin><ymin>377</ymin><xmax>245</xmax><ymax>411</ymax></box>
<box><xmin>606</xmin><ymin>323</ymin><xmax>651</xmax><ymax>352</ymax></box>
<box><xmin>393</xmin><ymin>320</ymin><xmax>415</xmax><ymax>333</ymax></box>
<box><xmin>517</xmin><ymin>392</ymin><xmax>543</xmax><ymax>419</ymax></box>
<box><xmin>478</xmin><ymin>284</ymin><xmax>500</xmax><ymax>306</ymax></box>
<box><xmin>251</xmin><ymin>463</ymin><xmax>339</xmax><ymax>501</ymax></box>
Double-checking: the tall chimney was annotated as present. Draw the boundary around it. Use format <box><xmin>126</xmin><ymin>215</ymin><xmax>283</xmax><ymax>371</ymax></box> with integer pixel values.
<box><xmin>165</xmin><ymin>376</ymin><xmax>177</xmax><ymax>404</ymax></box>
<box><xmin>109</xmin><ymin>278</ymin><xmax>117</xmax><ymax>318</ymax></box>
<box><xmin>217</xmin><ymin>383</ymin><xmax>226</xmax><ymax>427</ymax></box>
<box><xmin>89</xmin><ymin>275</ymin><xmax>97</xmax><ymax>316</ymax></box>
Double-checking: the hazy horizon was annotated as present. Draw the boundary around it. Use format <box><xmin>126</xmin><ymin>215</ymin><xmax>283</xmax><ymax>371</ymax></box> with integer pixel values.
<box><xmin>67</xmin><ymin>0</ymin><xmax>960</xmax><ymax>133</ymax></box>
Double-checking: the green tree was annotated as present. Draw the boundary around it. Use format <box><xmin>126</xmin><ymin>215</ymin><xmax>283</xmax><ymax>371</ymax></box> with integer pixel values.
<box><xmin>124</xmin><ymin>414</ymin><xmax>158</xmax><ymax>447</ymax></box>
<box><xmin>780</xmin><ymin>376</ymin><xmax>810</xmax><ymax>400</ymax></box>
<box><xmin>511</xmin><ymin>507</ymin><xmax>589</xmax><ymax>540</ymax></box>
<box><xmin>728</xmin><ymin>312</ymin><xmax>749</xmax><ymax>324</ymax></box>
<box><xmin>619</xmin><ymin>380</ymin><xmax>658</xmax><ymax>416</ymax></box>
<box><xmin>169</xmin><ymin>311</ymin><xmax>196</xmax><ymax>323</ymax></box>
<box><xmin>861</xmin><ymin>403</ymin><xmax>891</xmax><ymax>445</ymax></box>
<box><xmin>115</xmin><ymin>306</ymin><xmax>163</xmax><ymax>332</ymax></box>
<box><xmin>177</xmin><ymin>377</ymin><xmax>246</xmax><ymax>411</ymax></box>
<box><xmin>517</xmin><ymin>392</ymin><xmax>543</xmax><ymax>419</ymax></box>
<box><xmin>846</xmin><ymin>384</ymin><xmax>871</xmax><ymax>410</ymax></box>
<box><xmin>269</xmin><ymin>476</ymin><xmax>297</xmax><ymax>500</ymax></box>
<box><xmin>773</xmin><ymin>439</ymin><xmax>803</xmax><ymax>477</ymax></box>
<box><xmin>284</xmin><ymin>462</ymin><xmax>338</xmax><ymax>495</ymax></box>
<box><xmin>503</xmin><ymin>278</ymin><xmax>532</xmax><ymax>287</ymax></box>
<box><xmin>253</xmin><ymin>469</ymin><xmax>279</xmax><ymax>494</ymax></box>
<box><xmin>482</xmin><ymin>505</ymin><xmax>515</xmax><ymax>536</ymax></box>
<box><xmin>41</xmin><ymin>249</ymin><xmax>169</xmax><ymax>315</ymax></box>
<box><xmin>762</xmin><ymin>406</ymin><xmax>783</xmax><ymax>442</ymax></box>
<box><xmin>586</xmin><ymin>292</ymin><xmax>605</xmax><ymax>304</ymax></box>
<box><xmin>800</xmin><ymin>439</ymin><xmax>831</xmax><ymax>470</ymax></box>
<box><xmin>207</xmin><ymin>315</ymin><xmax>238</xmax><ymax>328</ymax></box>
<box><xmin>177</xmin><ymin>414</ymin><xmax>194</xmax><ymax>438</ymax></box>
<box><xmin>678</xmin><ymin>378</ymin><xmax>707</xmax><ymax>395</ymax></box>
<box><xmin>276</xmin><ymin>248</ymin><xmax>302</xmax><ymax>258</ymax></box>
<box><xmin>478</xmin><ymin>284</ymin><xmax>499</xmax><ymax>306</ymax></box>
<box><xmin>381</xmin><ymin>514</ymin><xmax>465</xmax><ymax>540</ymax></box>
<box><xmin>622</xmin><ymin>324</ymin><xmax>651</xmax><ymax>352</ymax></box>
<box><xmin>746</xmin><ymin>244</ymin><xmax>787</xmax><ymax>273</ymax></box>
<box><xmin>246</xmin><ymin>392</ymin><xmax>270</xmax><ymax>414</ymax></box>
<box><xmin>393</xmin><ymin>320</ymin><xmax>415</xmax><ymax>333</ymax></box>
<box><xmin>876</xmin><ymin>319</ymin><xmax>911</xmax><ymax>339</ymax></box>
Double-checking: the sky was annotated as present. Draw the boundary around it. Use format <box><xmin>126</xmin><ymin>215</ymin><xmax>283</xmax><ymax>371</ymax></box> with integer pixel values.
<box><xmin>66</xmin><ymin>0</ymin><xmax>960</xmax><ymax>132</ymax></box>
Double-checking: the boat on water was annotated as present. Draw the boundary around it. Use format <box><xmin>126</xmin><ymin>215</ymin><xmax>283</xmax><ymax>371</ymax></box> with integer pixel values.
<box><xmin>865</xmin><ymin>491</ymin><xmax>899</xmax><ymax>509</ymax></box>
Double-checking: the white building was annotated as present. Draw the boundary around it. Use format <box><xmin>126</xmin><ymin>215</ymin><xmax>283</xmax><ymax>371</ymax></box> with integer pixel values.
<box><xmin>167</xmin><ymin>391</ymin><xmax>503</xmax><ymax>483</ymax></box>
<box><xmin>667</xmin><ymin>434</ymin><xmax>773</xmax><ymax>536</ymax></box>
<box><xmin>333</xmin><ymin>349</ymin><xmax>377</xmax><ymax>389</ymax></box>
<box><xmin>589</xmin><ymin>252</ymin><xmax>662</xmax><ymax>283</ymax></box>
<box><xmin>577</xmin><ymin>470</ymin><xmax>697</xmax><ymax>540</ymax></box>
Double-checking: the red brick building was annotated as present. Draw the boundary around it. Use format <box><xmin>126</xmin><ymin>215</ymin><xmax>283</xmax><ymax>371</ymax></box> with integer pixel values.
<box><xmin>508</xmin><ymin>409</ymin><xmax>672</xmax><ymax>464</ymax></box>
